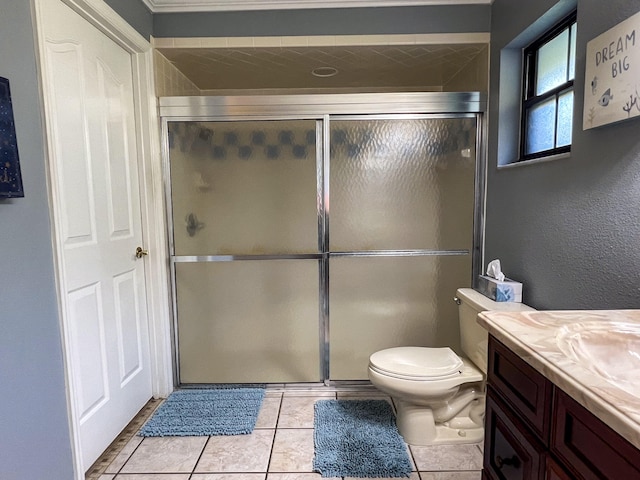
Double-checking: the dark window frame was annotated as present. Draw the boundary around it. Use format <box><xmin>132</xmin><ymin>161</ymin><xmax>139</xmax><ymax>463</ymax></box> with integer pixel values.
<box><xmin>520</xmin><ymin>11</ymin><xmax>577</xmax><ymax>162</ymax></box>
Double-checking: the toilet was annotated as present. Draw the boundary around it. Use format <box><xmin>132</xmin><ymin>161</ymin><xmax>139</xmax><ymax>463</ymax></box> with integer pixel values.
<box><xmin>368</xmin><ymin>287</ymin><xmax>535</xmax><ymax>446</ymax></box>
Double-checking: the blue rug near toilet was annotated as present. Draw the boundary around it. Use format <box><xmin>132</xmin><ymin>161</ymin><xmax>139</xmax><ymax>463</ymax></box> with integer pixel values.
<box><xmin>313</xmin><ymin>399</ymin><xmax>412</xmax><ymax>478</ymax></box>
<box><xmin>138</xmin><ymin>387</ymin><xmax>265</xmax><ymax>436</ymax></box>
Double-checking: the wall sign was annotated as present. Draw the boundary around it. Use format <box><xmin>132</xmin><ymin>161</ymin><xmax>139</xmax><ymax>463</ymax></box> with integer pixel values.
<box><xmin>583</xmin><ymin>10</ymin><xmax>640</xmax><ymax>130</ymax></box>
<box><xmin>0</xmin><ymin>77</ymin><xmax>24</xmax><ymax>198</ymax></box>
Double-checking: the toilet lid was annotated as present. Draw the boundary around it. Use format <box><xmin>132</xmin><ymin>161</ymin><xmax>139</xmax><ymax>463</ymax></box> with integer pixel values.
<box><xmin>369</xmin><ymin>347</ymin><xmax>463</xmax><ymax>379</ymax></box>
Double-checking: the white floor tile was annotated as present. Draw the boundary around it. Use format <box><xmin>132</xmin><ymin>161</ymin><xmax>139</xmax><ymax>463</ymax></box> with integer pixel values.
<box><xmin>277</xmin><ymin>397</ymin><xmax>323</xmax><ymax>428</ymax></box>
<box><xmin>269</xmin><ymin>429</ymin><xmax>315</xmax><ymax>472</ymax></box>
<box><xmin>120</xmin><ymin>437</ymin><xmax>207</xmax><ymax>474</ymax></box>
<box><xmin>192</xmin><ymin>475</ymin><xmax>266</xmax><ymax>480</ymax></box>
<box><xmin>195</xmin><ymin>430</ymin><xmax>275</xmax><ymax>473</ymax></box>
<box><xmin>410</xmin><ymin>443</ymin><xmax>483</xmax><ymax>471</ymax></box>
<box><xmin>419</xmin><ymin>472</ymin><xmax>482</xmax><ymax>480</ymax></box>
<box><xmin>255</xmin><ymin>396</ymin><xmax>282</xmax><ymax>429</ymax></box>
<box><xmin>90</xmin><ymin>386</ymin><xmax>487</xmax><ymax>480</ymax></box>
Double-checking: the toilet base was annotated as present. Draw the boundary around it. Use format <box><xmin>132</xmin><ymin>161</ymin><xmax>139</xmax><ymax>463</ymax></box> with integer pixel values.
<box><xmin>395</xmin><ymin>399</ymin><xmax>484</xmax><ymax>446</ymax></box>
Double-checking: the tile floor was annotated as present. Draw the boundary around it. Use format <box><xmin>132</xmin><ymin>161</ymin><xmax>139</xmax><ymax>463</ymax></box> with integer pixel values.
<box><xmin>88</xmin><ymin>387</ymin><xmax>484</xmax><ymax>480</ymax></box>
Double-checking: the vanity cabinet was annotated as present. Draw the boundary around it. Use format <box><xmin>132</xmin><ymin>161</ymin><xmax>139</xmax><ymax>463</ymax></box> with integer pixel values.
<box><xmin>551</xmin><ymin>388</ymin><xmax>640</xmax><ymax>479</ymax></box>
<box><xmin>483</xmin><ymin>335</ymin><xmax>640</xmax><ymax>480</ymax></box>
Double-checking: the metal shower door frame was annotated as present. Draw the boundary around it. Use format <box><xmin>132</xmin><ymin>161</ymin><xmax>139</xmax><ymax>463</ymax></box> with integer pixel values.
<box><xmin>160</xmin><ymin>92</ymin><xmax>487</xmax><ymax>386</ymax></box>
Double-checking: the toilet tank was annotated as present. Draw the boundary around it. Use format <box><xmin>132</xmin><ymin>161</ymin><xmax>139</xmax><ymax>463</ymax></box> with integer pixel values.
<box><xmin>456</xmin><ymin>288</ymin><xmax>535</xmax><ymax>374</ymax></box>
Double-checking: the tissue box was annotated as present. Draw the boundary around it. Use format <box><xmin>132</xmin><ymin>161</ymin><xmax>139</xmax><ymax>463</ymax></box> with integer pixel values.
<box><xmin>477</xmin><ymin>275</ymin><xmax>522</xmax><ymax>302</ymax></box>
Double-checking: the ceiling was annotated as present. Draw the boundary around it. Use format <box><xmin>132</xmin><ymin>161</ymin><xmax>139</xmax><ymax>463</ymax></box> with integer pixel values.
<box><xmin>150</xmin><ymin>1</ymin><xmax>490</xmax><ymax>92</ymax></box>
<box><xmin>158</xmin><ymin>43</ymin><xmax>488</xmax><ymax>91</ymax></box>
<box><xmin>142</xmin><ymin>0</ymin><xmax>492</xmax><ymax>13</ymax></box>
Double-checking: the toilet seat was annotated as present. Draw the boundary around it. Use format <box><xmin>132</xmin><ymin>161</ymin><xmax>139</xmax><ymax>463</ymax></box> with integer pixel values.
<box><xmin>369</xmin><ymin>347</ymin><xmax>464</xmax><ymax>381</ymax></box>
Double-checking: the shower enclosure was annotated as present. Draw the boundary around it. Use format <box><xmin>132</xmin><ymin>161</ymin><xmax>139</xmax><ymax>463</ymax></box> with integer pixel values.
<box><xmin>161</xmin><ymin>93</ymin><xmax>486</xmax><ymax>385</ymax></box>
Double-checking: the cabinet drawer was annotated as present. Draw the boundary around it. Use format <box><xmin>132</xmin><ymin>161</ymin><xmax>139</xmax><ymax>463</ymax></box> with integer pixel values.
<box><xmin>552</xmin><ymin>389</ymin><xmax>640</xmax><ymax>480</ymax></box>
<box><xmin>488</xmin><ymin>336</ymin><xmax>553</xmax><ymax>443</ymax></box>
<box><xmin>545</xmin><ymin>456</ymin><xmax>572</xmax><ymax>480</ymax></box>
<box><xmin>484</xmin><ymin>386</ymin><xmax>545</xmax><ymax>480</ymax></box>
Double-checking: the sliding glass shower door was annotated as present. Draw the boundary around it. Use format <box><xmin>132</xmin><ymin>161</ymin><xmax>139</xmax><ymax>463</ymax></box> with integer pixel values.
<box><xmin>168</xmin><ymin>120</ymin><xmax>323</xmax><ymax>383</ymax></box>
<box><xmin>163</xmin><ymin>94</ymin><xmax>483</xmax><ymax>385</ymax></box>
<box><xmin>328</xmin><ymin>117</ymin><xmax>476</xmax><ymax>379</ymax></box>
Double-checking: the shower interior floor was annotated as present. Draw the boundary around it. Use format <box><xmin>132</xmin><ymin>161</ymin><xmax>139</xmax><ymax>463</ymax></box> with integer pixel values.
<box><xmin>86</xmin><ymin>384</ymin><xmax>484</xmax><ymax>480</ymax></box>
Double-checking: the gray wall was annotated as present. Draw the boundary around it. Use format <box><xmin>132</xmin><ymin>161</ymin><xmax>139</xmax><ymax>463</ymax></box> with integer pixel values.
<box><xmin>5</xmin><ymin>0</ymin><xmax>638</xmax><ymax>477</ymax></box>
<box><xmin>104</xmin><ymin>0</ymin><xmax>153</xmax><ymax>39</ymax></box>
<box><xmin>0</xmin><ymin>1</ymin><xmax>74</xmax><ymax>479</ymax></box>
<box><xmin>153</xmin><ymin>5</ymin><xmax>490</xmax><ymax>37</ymax></box>
<box><xmin>486</xmin><ymin>0</ymin><xmax>640</xmax><ymax>309</ymax></box>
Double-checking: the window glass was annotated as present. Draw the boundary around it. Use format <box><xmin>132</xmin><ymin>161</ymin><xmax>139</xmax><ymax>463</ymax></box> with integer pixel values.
<box><xmin>536</xmin><ymin>29</ymin><xmax>569</xmax><ymax>95</ymax></box>
<box><xmin>520</xmin><ymin>12</ymin><xmax>576</xmax><ymax>161</ymax></box>
<box><xmin>556</xmin><ymin>91</ymin><xmax>574</xmax><ymax>147</ymax></box>
<box><xmin>569</xmin><ymin>23</ymin><xmax>577</xmax><ymax>80</ymax></box>
<box><xmin>526</xmin><ymin>98</ymin><xmax>556</xmax><ymax>155</ymax></box>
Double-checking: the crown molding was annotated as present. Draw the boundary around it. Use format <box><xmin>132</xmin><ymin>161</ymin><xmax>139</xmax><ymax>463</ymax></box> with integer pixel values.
<box><xmin>141</xmin><ymin>0</ymin><xmax>492</xmax><ymax>13</ymax></box>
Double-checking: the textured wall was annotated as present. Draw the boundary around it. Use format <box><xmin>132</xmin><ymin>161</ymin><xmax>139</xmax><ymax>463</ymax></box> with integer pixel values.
<box><xmin>153</xmin><ymin>5</ymin><xmax>490</xmax><ymax>38</ymax></box>
<box><xmin>0</xmin><ymin>1</ymin><xmax>74</xmax><ymax>478</ymax></box>
<box><xmin>104</xmin><ymin>0</ymin><xmax>153</xmax><ymax>39</ymax></box>
<box><xmin>486</xmin><ymin>0</ymin><xmax>640</xmax><ymax>309</ymax></box>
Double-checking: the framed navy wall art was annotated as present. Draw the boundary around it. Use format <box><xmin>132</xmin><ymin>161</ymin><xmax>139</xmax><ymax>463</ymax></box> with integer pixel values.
<box><xmin>0</xmin><ymin>77</ymin><xmax>24</xmax><ymax>198</ymax></box>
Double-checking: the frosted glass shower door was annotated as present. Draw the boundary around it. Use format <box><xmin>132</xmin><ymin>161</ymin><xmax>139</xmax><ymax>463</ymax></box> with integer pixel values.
<box><xmin>329</xmin><ymin>117</ymin><xmax>478</xmax><ymax>380</ymax></box>
<box><xmin>168</xmin><ymin>119</ymin><xmax>322</xmax><ymax>383</ymax></box>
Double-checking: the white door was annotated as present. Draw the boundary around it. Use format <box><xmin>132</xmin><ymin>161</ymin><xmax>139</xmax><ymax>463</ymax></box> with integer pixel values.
<box><xmin>38</xmin><ymin>0</ymin><xmax>153</xmax><ymax>471</ymax></box>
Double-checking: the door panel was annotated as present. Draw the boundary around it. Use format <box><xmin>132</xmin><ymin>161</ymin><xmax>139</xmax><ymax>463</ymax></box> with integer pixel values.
<box><xmin>39</xmin><ymin>0</ymin><xmax>152</xmax><ymax>470</ymax></box>
<box><xmin>100</xmin><ymin>60</ymin><xmax>135</xmax><ymax>239</ymax></box>
<box><xmin>330</xmin><ymin>118</ymin><xmax>476</xmax><ymax>252</ymax></box>
<box><xmin>169</xmin><ymin>119</ymin><xmax>322</xmax><ymax>384</ymax></box>
<box><xmin>68</xmin><ymin>283</ymin><xmax>108</xmax><ymax>418</ymax></box>
<box><xmin>176</xmin><ymin>261</ymin><xmax>320</xmax><ymax>383</ymax></box>
<box><xmin>329</xmin><ymin>117</ymin><xmax>477</xmax><ymax>379</ymax></box>
<box><xmin>330</xmin><ymin>255</ymin><xmax>472</xmax><ymax>380</ymax></box>
<box><xmin>46</xmin><ymin>43</ymin><xmax>97</xmax><ymax>246</ymax></box>
<box><xmin>113</xmin><ymin>270</ymin><xmax>144</xmax><ymax>385</ymax></box>
<box><xmin>168</xmin><ymin>120</ymin><xmax>319</xmax><ymax>256</ymax></box>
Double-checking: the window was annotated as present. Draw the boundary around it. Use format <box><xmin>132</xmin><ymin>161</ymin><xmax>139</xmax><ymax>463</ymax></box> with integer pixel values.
<box><xmin>521</xmin><ymin>12</ymin><xmax>577</xmax><ymax>161</ymax></box>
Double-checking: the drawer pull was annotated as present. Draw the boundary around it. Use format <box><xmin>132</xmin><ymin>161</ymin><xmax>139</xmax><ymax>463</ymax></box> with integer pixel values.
<box><xmin>495</xmin><ymin>455</ymin><xmax>521</xmax><ymax>469</ymax></box>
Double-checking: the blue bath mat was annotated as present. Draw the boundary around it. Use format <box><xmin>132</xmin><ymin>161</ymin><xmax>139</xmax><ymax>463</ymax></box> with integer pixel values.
<box><xmin>139</xmin><ymin>388</ymin><xmax>265</xmax><ymax>436</ymax></box>
<box><xmin>313</xmin><ymin>399</ymin><xmax>412</xmax><ymax>478</ymax></box>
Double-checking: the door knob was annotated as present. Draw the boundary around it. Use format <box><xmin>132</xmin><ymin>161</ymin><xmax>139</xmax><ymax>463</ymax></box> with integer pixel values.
<box><xmin>135</xmin><ymin>247</ymin><xmax>149</xmax><ymax>259</ymax></box>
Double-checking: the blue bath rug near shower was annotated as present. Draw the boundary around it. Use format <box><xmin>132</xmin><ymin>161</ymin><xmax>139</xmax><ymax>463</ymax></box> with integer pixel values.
<box><xmin>313</xmin><ymin>399</ymin><xmax>412</xmax><ymax>478</ymax></box>
<box><xmin>138</xmin><ymin>387</ymin><xmax>265</xmax><ymax>437</ymax></box>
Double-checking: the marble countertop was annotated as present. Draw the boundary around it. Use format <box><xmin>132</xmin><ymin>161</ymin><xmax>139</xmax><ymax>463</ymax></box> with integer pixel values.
<box><xmin>477</xmin><ymin>309</ymin><xmax>640</xmax><ymax>450</ymax></box>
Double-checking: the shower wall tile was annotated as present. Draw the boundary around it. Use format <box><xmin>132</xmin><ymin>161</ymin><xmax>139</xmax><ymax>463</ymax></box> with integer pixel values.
<box><xmin>252</xmin><ymin>37</ymin><xmax>283</xmax><ymax>47</ymax></box>
<box><xmin>152</xmin><ymin>37</ymin><xmax>174</xmax><ymax>48</ymax></box>
<box><xmin>154</xmin><ymin>50</ymin><xmax>201</xmax><ymax>97</ymax></box>
<box><xmin>174</xmin><ymin>37</ymin><xmax>201</xmax><ymax>48</ymax></box>
<box><xmin>228</xmin><ymin>37</ymin><xmax>254</xmax><ymax>48</ymax></box>
<box><xmin>200</xmin><ymin>37</ymin><xmax>231</xmax><ymax>48</ymax></box>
